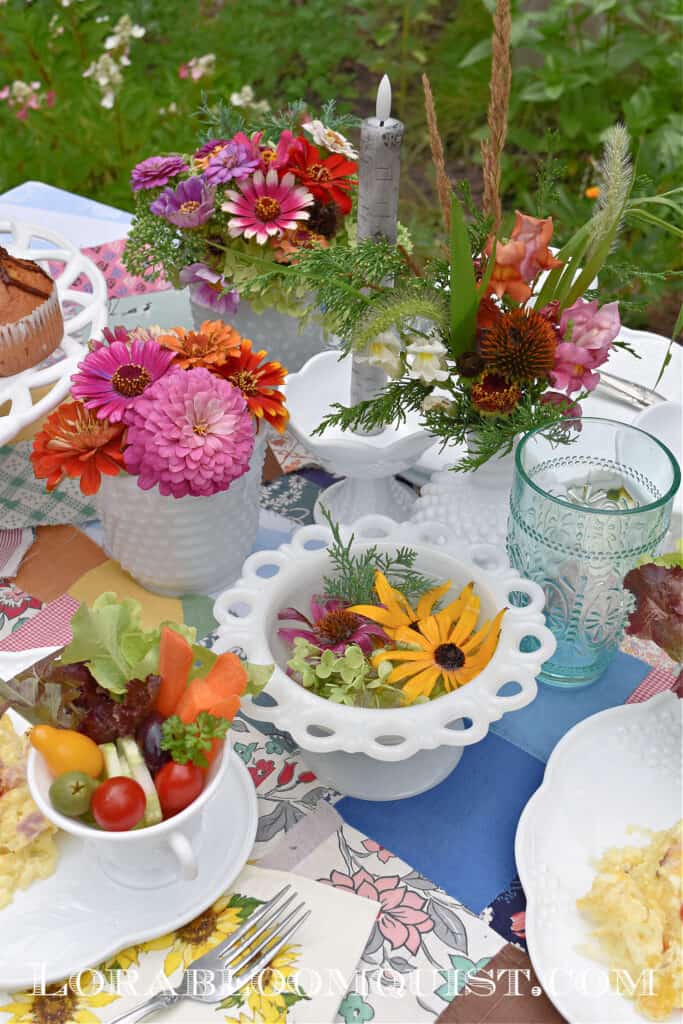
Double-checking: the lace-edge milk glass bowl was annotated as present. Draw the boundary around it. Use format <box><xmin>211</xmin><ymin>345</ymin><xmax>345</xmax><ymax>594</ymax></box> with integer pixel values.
<box><xmin>506</xmin><ymin>417</ymin><xmax>680</xmax><ymax>689</ymax></box>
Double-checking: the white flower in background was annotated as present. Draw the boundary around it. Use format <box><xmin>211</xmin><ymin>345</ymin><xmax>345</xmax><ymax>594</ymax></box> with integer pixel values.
<box><xmin>158</xmin><ymin>101</ymin><xmax>178</xmax><ymax>116</ymax></box>
<box><xmin>303</xmin><ymin>120</ymin><xmax>358</xmax><ymax>159</ymax></box>
<box><xmin>421</xmin><ymin>392</ymin><xmax>453</xmax><ymax>414</ymax></box>
<box><xmin>230</xmin><ymin>84</ymin><xmax>255</xmax><ymax>105</ymax></box>
<box><xmin>179</xmin><ymin>53</ymin><xmax>215</xmax><ymax>81</ymax></box>
<box><xmin>407</xmin><ymin>338</ymin><xmax>449</xmax><ymax>384</ymax></box>
<box><xmin>230</xmin><ymin>84</ymin><xmax>270</xmax><ymax>114</ymax></box>
<box><xmin>104</xmin><ymin>15</ymin><xmax>145</xmax><ymax>51</ymax></box>
<box><xmin>355</xmin><ymin>331</ymin><xmax>403</xmax><ymax>378</ymax></box>
<box><xmin>83</xmin><ymin>53</ymin><xmax>123</xmax><ymax>108</ymax></box>
<box><xmin>49</xmin><ymin>13</ymin><xmax>64</xmax><ymax>36</ymax></box>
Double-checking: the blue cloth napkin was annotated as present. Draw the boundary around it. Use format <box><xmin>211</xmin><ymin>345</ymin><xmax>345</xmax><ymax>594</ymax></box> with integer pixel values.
<box><xmin>337</xmin><ymin>732</ymin><xmax>545</xmax><ymax>914</ymax></box>
<box><xmin>489</xmin><ymin>650</ymin><xmax>651</xmax><ymax>763</ymax></box>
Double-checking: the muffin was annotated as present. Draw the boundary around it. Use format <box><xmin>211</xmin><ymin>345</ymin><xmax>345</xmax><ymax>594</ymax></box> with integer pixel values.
<box><xmin>0</xmin><ymin>247</ymin><xmax>64</xmax><ymax>376</ymax></box>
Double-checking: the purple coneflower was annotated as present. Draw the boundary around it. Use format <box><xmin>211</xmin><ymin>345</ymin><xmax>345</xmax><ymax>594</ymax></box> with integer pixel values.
<box><xmin>150</xmin><ymin>176</ymin><xmax>215</xmax><ymax>228</ymax></box>
<box><xmin>278</xmin><ymin>597</ymin><xmax>388</xmax><ymax>656</ymax></box>
<box><xmin>130</xmin><ymin>155</ymin><xmax>189</xmax><ymax>191</ymax></box>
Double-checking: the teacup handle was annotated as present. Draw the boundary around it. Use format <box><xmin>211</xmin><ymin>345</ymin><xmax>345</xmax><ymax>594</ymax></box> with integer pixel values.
<box><xmin>167</xmin><ymin>831</ymin><xmax>198</xmax><ymax>880</ymax></box>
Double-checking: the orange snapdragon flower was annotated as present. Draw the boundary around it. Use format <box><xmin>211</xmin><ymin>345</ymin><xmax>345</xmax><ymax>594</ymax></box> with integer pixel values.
<box><xmin>484</xmin><ymin>211</ymin><xmax>563</xmax><ymax>303</ymax></box>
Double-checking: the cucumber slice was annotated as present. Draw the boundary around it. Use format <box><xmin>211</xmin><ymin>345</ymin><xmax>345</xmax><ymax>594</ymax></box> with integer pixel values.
<box><xmin>99</xmin><ymin>742</ymin><xmax>126</xmax><ymax>779</ymax></box>
<box><xmin>116</xmin><ymin>737</ymin><xmax>163</xmax><ymax>827</ymax></box>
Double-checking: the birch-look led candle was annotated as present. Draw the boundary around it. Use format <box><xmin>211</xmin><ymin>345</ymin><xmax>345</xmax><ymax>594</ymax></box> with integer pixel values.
<box><xmin>350</xmin><ymin>75</ymin><xmax>405</xmax><ymax>429</ymax></box>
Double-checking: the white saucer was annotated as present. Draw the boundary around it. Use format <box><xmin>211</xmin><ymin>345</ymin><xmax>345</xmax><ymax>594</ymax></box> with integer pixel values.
<box><xmin>0</xmin><ymin>749</ymin><xmax>257</xmax><ymax>990</ymax></box>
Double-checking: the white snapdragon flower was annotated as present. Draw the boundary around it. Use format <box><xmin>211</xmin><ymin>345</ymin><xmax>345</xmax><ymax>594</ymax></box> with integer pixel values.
<box><xmin>355</xmin><ymin>331</ymin><xmax>403</xmax><ymax>378</ymax></box>
<box><xmin>303</xmin><ymin>120</ymin><xmax>358</xmax><ymax>159</ymax></box>
<box><xmin>407</xmin><ymin>338</ymin><xmax>449</xmax><ymax>384</ymax></box>
<box><xmin>421</xmin><ymin>392</ymin><xmax>454</xmax><ymax>414</ymax></box>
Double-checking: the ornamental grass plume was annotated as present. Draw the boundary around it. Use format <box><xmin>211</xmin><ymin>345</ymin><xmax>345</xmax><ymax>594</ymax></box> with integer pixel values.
<box><xmin>122</xmin><ymin>367</ymin><xmax>254</xmax><ymax>498</ymax></box>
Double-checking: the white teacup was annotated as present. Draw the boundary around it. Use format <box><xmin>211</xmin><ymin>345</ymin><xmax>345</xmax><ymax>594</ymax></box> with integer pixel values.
<box><xmin>27</xmin><ymin>746</ymin><xmax>227</xmax><ymax>889</ymax></box>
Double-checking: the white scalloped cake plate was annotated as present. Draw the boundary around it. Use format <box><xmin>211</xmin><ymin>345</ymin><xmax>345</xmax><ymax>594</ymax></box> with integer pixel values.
<box><xmin>0</xmin><ymin>748</ymin><xmax>257</xmax><ymax>990</ymax></box>
<box><xmin>0</xmin><ymin>219</ymin><xmax>108</xmax><ymax>445</ymax></box>
<box><xmin>515</xmin><ymin>692</ymin><xmax>682</xmax><ymax>1024</ymax></box>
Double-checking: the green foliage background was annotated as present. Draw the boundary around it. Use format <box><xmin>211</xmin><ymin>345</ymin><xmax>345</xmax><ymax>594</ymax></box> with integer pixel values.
<box><xmin>0</xmin><ymin>0</ymin><xmax>680</xmax><ymax>330</ymax></box>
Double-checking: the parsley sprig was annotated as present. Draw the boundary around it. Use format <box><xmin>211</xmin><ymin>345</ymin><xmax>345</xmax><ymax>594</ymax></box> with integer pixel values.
<box><xmin>161</xmin><ymin>712</ymin><xmax>230</xmax><ymax>768</ymax></box>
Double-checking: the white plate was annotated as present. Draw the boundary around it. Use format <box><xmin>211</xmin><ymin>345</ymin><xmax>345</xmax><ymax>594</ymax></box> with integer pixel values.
<box><xmin>0</xmin><ymin>218</ymin><xmax>108</xmax><ymax>445</ymax></box>
<box><xmin>0</xmin><ymin>748</ymin><xmax>257</xmax><ymax>989</ymax></box>
<box><xmin>516</xmin><ymin>692</ymin><xmax>682</xmax><ymax>1024</ymax></box>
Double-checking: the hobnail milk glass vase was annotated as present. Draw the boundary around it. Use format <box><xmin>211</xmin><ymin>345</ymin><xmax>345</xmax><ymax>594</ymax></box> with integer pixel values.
<box><xmin>189</xmin><ymin>289</ymin><xmax>330</xmax><ymax>373</ymax></box>
<box><xmin>506</xmin><ymin>418</ymin><xmax>680</xmax><ymax>688</ymax></box>
<box><xmin>95</xmin><ymin>429</ymin><xmax>268</xmax><ymax>596</ymax></box>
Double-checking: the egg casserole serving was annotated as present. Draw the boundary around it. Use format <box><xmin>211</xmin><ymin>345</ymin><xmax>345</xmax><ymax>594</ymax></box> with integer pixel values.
<box><xmin>0</xmin><ymin>714</ymin><xmax>58</xmax><ymax>909</ymax></box>
<box><xmin>578</xmin><ymin>821</ymin><xmax>683</xmax><ymax>1021</ymax></box>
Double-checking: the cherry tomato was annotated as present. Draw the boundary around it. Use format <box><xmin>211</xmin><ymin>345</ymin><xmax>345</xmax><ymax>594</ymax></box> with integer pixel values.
<box><xmin>155</xmin><ymin>762</ymin><xmax>204</xmax><ymax>818</ymax></box>
<box><xmin>92</xmin><ymin>777</ymin><xmax>146</xmax><ymax>831</ymax></box>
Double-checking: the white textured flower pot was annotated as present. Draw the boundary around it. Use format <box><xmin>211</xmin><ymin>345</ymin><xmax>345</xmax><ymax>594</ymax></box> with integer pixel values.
<box><xmin>212</xmin><ymin>516</ymin><xmax>556</xmax><ymax>800</ymax></box>
<box><xmin>95</xmin><ymin>431</ymin><xmax>267</xmax><ymax>596</ymax></box>
<box><xmin>190</xmin><ymin>290</ymin><xmax>331</xmax><ymax>373</ymax></box>
<box><xmin>412</xmin><ymin>447</ymin><xmax>516</xmax><ymax>548</ymax></box>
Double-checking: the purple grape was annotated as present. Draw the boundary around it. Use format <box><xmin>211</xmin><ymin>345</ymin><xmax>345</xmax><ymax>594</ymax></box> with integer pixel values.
<box><xmin>136</xmin><ymin>711</ymin><xmax>171</xmax><ymax>775</ymax></box>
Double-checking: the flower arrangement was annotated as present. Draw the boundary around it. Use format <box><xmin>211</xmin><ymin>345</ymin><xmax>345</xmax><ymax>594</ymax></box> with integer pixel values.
<box><xmin>123</xmin><ymin>101</ymin><xmax>359</xmax><ymax>315</ymax></box>
<box><xmin>30</xmin><ymin>322</ymin><xmax>287</xmax><ymax>498</ymax></box>
<box><xmin>267</xmin><ymin>3</ymin><xmax>681</xmax><ymax>470</ymax></box>
<box><xmin>277</xmin><ymin>517</ymin><xmax>506</xmax><ymax>707</ymax></box>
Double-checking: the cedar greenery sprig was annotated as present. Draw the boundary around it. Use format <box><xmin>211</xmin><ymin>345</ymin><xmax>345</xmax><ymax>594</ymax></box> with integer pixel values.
<box><xmin>321</xmin><ymin>509</ymin><xmax>436</xmax><ymax>606</ymax></box>
<box><xmin>196</xmin><ymin>96</ymin><xmax>359</xmax><ymax>142</ymax></box>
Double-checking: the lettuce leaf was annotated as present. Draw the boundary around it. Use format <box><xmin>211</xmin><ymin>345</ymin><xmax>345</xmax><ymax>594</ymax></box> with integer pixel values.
<box><xmin>61</xmin><ymin>593</ymin><xmax>164</xmax><ymax>695</ymax></box>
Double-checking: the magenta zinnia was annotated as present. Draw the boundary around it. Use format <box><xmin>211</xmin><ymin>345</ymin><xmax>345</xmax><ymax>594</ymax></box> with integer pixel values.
<box><xmin>222</xmin><ymin>170</ymin><xmax>314</xmax><ymax>245</ymax></box>
<box><xmin>278</xmin><ymin>597</ymin><xmax>388</xmax><ymax>655</ymax></box>
<box><xmin>71</xmin><ymin>334</ymin><xmax>176</xmax><ymax>422</ymax></box>
<box><xmin>122</xmin><ymin>367</ymin><xmax>254</xmax><ymax>498</ymax></box>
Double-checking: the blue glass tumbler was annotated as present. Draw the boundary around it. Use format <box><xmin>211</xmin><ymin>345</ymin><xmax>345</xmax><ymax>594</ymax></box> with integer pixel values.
<box><xmin>506</xmin><ymin>417</ymin><xmax>680</xmax><ymax>688</ymax></box>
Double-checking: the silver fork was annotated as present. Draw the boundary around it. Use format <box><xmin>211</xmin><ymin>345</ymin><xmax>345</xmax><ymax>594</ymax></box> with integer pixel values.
<box><xmin>109</xmin><ymin>884</ymin><xmax>310</xmax><ymax>1024</ymax></box>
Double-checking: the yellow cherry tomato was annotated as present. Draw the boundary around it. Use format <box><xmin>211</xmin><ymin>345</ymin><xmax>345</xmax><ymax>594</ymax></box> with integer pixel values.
<box><xmin>30</xmin><ymin>725</ymin><xmax>104</xmax><ymax>779</ymax></box>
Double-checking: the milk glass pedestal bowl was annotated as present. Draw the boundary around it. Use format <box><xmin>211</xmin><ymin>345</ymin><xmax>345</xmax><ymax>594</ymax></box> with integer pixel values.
<box><xmin>212</xmin><ymin>516</ymin><xmax>555</xmax><ymax>800</ymax></box>
<box><xmin>284</xmin><ymin>352</ymin><xmax>434</xmax><ymax>524</ymax></box>
<box><xmin>507</xmin><ymin>418</ymin><xmax>680</xmax><ymax>689</ymax></box>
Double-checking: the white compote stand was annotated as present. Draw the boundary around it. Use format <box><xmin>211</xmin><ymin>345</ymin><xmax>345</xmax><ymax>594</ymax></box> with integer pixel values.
<box><xmin>284</xmin><ymin>350</ymin><xmax>434</xmax><ymax>524</ymax></box>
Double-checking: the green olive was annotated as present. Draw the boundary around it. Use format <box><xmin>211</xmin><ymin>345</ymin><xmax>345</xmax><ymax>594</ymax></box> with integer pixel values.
<box><xmin>49</xmin><ymin>771</ymin><xmax>98</xmax><ymax>818</ymax></box>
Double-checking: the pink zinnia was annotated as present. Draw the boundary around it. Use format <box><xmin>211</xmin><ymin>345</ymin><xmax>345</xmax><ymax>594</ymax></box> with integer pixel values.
<box><xmin>222</xmin><ymin>169</ymin><xmax>313</xmax><ymax>245</ymax></box>
<box><xmin>278</xmin><ymin>596</ymin><xmax>388</xmax><ymax>655</ymax></box>
<box><xmin>123</xmin><ymin>367</ymin><xmax>254</xmax><ymax>498</ymax></box>
<box><xmin>130</xmin><ymin>155</ymin><xmax>189</xmax><ymax>191</ymax></box>
<box><xmin>71</xmin><ymin>333</ymin><xmax>176</xmax><ymax>422</ymax></box>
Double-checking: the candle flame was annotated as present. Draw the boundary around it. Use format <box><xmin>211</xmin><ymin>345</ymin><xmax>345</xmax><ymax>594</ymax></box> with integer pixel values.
<box><xmin>376</xmin><ymin>74</ymin><xmax>392</xmax><ymax>121</ymax></box>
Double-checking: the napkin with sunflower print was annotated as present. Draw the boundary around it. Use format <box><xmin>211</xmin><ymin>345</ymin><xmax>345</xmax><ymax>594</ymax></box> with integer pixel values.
<box><xmin>0</xmin><ymin>867</ymin><xmax>379</xmax><ymax>1024</ymax></box>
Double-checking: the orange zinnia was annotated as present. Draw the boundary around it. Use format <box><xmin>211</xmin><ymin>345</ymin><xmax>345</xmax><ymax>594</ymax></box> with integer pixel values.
<box><xmin>30</xmin><ymin>401</ymin><xmax>125</xmax><ymax>496</ymax></box>
<box><xmin>214</xmin><ymin>339</ymin><xmax>288</xmax><ymax>433</ymax></box>
<box><xmin>157</xmin><ymin>320</ymin><xmax>241</xmax><ymax>369</ymax></box>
